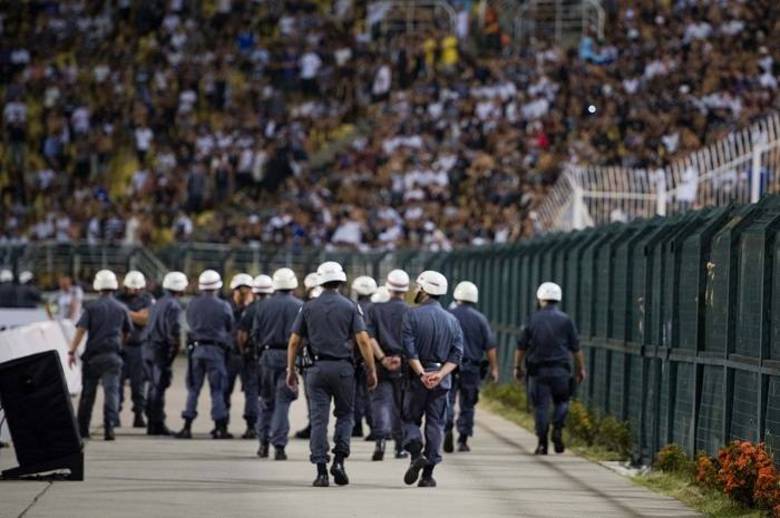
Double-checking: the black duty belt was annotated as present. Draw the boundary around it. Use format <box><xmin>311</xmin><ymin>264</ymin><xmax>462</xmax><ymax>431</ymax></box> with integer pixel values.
<box><xmin>462</xmin><ymin>359</ymin><xmax>482</xmax><ymax>366</ymax></box>
<box><xmin>421</xmin><ymin>361</ymin><xmax>442</xmax><ymax>370</ymax></box>
<box><xmin>314</xmin><ymin>354</ymin><xmax>352</xmax><ymax>363</ymax></box>
<box><xmin>192</xmin><ymin>341</ymin><xmax>226</xmax><ymax>349</ymax></box>
<box><xmin>263</xmin><ymin>344</ymin><xmax>288</xmax><ymax>351</ymax></box>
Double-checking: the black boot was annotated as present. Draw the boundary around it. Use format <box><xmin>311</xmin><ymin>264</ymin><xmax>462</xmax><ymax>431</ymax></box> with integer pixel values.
<box><xmin>295</xmin><ymin>424</ymin><xmax>311</xmax><ymax>439</ymax></box>
<box><xmin>133</xmin><ymin>412</ymin><xmax>146</xmax><ymax>428</ymax></box>
<box><xmin>148</xmin><ymin>421</ymin><xmax>172</xmax><ymax>436</ymax></box>
<box><xmin>104</xmin><ymin>426</ymin><xmax>116</xmax><ymax>441</ymax></box>
<box><xmin>418</xmin><ymin>465</ymin><xmax>436</xmax><ymax>487</ymax></box>
<box><xmin>351</xmin><ymin>421</ymin><xmax>364</xmax><ymax>438</ymax></box>
<box><xmin>364</xmin><ymin>431</ymin><xmax>376</xmax><ymax>441</ymax></box>
<box><xmin>552</xmin><ymin>427</ymin><xmax>565</xmax><ymax>454</ymax></box>
<box><xmin>313</xmin><ymin>463</ymin><xmax>329</xmax><ymax>487</ymax></box>
<box><xmin>404</xmin><ymin>441</ymin><xmax>427</xmax><ymax>485</ymax></box>
<box><xmin>457</xmin><ymin>435</ymin><xmax>470</xmax><ymax>452</ymax></box>
<box><xmin>330</xmin><ymin>455</ymin><xmax>349</xmax><ymax>486</ymax></box>
<box><xmin>535</xmin><ymin>432</ymin><xmax>549</xmax><ymax>455</ymax></box>
<box><xmin>372</xmin><ymin>439</ymin><xmax>386</xmax><ymax>461</ymax></box>
<box><xmin>241</xmin><ymin>419</ymin><xmax>257</xmax><ymax>439</ymax></box>
<box><xmin>257</xmin><ymin>441</ymin><xmax>270</xmax><ymax>458</ymax></box>
<box><xmin>274</xmin><ymin>447</ymin><xmax>287</xmax><ymax>461</ymax></box>
<box><xmin>212</xmin><ymin>418</ymin><xmax>234</xmax><ymax>439</ymax></box>
<box><xmin>443</xmin><ymin>430</ymin><xmax>454</xmax><ymax>453</ymax></box>
<box><xmin>175</xmin><ymin>419</ymin><xmax>193</xmax><ymax>439</ymax></box>
<box><xmin>79</xmin><ymin>422</ymin><xmax>91</xmax><ymax>440</ymax></box>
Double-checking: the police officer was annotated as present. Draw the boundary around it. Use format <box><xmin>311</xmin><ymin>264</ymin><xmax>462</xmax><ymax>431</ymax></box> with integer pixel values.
<box><xmin>351</xmin><ymin>275</ymin><xmax>377</xmax><ymax>439</ymax></box>
<box><xmin>142</xmin><ymin>271</ymin><xmax>187</xmax><ymax>435</ymax></box>
<box><xmin>366</xmin><ymin>269</ymin><xmax>410</xmax><ymax>461</ymax></box>
<box><xmin>293</xmin><ymin>272</ymin><xmax>322</xmax><ymax>440</ymax></box>
<box><xmin>16</xmin><ymin>271</ymin><xmax>43</xmax><ymax>308</ymax></box>
<box><xmin>67</xmin><ymin>270</ymin><xmax>132</xmax><ymax>441</ymax></box>
<box><xmin>515</xmin><ymin>282</ymin><xmax>587</xmax><ymax>455</ymax></box>
<box><xmin>0</xmin><ymin>269</ymin><xmax>16</xmax><ymax>307</ymax></box>
<box><xmin>117</xmin><ymin>270</ymin><xmax>155</xmax><ymax>428</ymax></box>
<box><xmin>253</xmin><ymin>268</ymin><xmax>303</xmax><ymax>460</ymax></box>
<box><xmin>176</xmin><ymin>270</ymin><xmax>234</xmax><ymax>439</ymax></box>
<box><xmin>444</xmin><ymin>281</ymin><xmax>498</xmax><ymax>453</ymax></box>
<box><xmin>371</xmin><ymin>286</ymin><xmax>390</xmax><ymax>304</ymax></box>
<box><xmin>287</xmin><ymin>261</ymin><xmax>377</xmax><ymax>487</ymax></box>
<box><xmin>400</xmin><ymin>271</ymin><xmax>464</xmax><ymax>487</ymax></box>
<box><xmin>225</xmin><ymin>273</ymin><xmax>258</xmax><ymax>439</ymax></box>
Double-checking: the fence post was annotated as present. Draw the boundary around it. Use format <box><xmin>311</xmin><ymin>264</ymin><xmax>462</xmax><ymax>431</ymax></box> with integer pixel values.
<box><xmin>656</xmin><ymin>169</ymin><xmax>667</xmax><ymax>217</ymax></box>
<box><xmin>573</xmin><ymin>182</ymin><xmax>586</xmax><ymax>230</ymax></box>
<box><xmin>751</xmin><ymin>144</ymin><xmax>764</xmax><ymax>203</ymax></box>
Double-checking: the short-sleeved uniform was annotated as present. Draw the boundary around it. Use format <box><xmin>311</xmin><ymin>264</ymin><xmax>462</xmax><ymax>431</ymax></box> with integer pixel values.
<box><xmin>366</xmin><ymin>297</ymin><xmax>409</xmax><ymax>444</ymax></box>
<box><xmin>253</xmin><ymin>291</ymin><xmax>303</xmax><ymax>447</ymax></box>
<box><xmin>117</xmin><ymin>290</ymin><xmax>155</xmax><ymax>418</ymax></box>
<box><xmin>517</xmin><ymin>305</ymin><xmax>579</xmax><ymax>437</ymax></box>
<box><xmin>75</xmin><ymin>294</ymin><xmax>133</xmax><ymax>434</ymax></box>
<box><xmin>400</xmin><ymin>299</ymin><xmax>464</xmax><ymax>466</ymax></box>
<box><xmin>181</xmin><ymin>293</ymin><xmax>234</xmax><ymax>422</ymax></box>
<box><xmin>142</xmin><ymin>293</ymin><xmax>183</xmax><ymax>426</ymax></box>
<box><xmin>16</xmin><ymin>284</ymin><xmax>43</xmax><ymax>308</ymax></box>
<box><xmin>291</xmin><ymin>289</ymin><xmax>366</xmax><ymax>464</ymax></box>
<box><xmin>447</xmin><ymin>303</ymin><xmax>496</xmax><ymax>438</ymax></box>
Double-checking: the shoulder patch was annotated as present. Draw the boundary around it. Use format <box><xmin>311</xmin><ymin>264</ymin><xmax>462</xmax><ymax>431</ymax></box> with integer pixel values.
<box><xmin>356</xmin><ymin>303</ymin><xmax>364</xmax><ymax>317</ymax></box>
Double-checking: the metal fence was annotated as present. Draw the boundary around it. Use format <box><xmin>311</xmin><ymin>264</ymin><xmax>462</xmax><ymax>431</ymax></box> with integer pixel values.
<box><xmin>538</xmin><ymin>113</ymin><xmax>780</xmax><ymax>232</ymax></box>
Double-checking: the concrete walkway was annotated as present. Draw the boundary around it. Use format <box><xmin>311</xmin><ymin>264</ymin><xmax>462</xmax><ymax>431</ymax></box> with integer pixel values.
<box><xmin>0</xmin><ymin>359</ymin><xmax>698</xmax><ymax>518</ymax></box>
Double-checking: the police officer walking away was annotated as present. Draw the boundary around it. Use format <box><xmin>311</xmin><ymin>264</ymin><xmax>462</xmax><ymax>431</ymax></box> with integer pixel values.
<box><xmin>67</xmin><ymin>270</ymin><xmax>132</xmax><ymax>441</ymax></box>
<box><xmin>400</xmin><ymin>271</ymin><xmax>464</xmax><ymax>487</ymax></box>
<box><xmin>117</xmin><ymin>270</ymin><xmax>155</xmax><ymax>428</ymax></box>
<box><xmin>253</xmin><ymin>268</ymin><xmax>303</xmax><ymax>460</ymax></box>
<box><xmin>351</xmin><ymin>275</ymin><xmax>377</xmax><ymax>439</ymax></box>
<box><xmin>236</xmin><ymin>274</ymin><xmax>275</xmax><ymax>438</ymax></box>
<box><xmin>444</xmin><ymin>281</ymin><xmax>498</xmax><ymax>453</ymax></box>
<box><xmin>142</xmin><ymin>271</ymin><xmax>188</xmax><ymax>435</ymax></box>
<box><xmin>286</xmin><ymin>262</ymin><xmax>377</xmax><ymax>487</ymax></box>
<box><xmin>225</xmin><ymin>273</ymin><xmax>258</xmax><ymax>439</ymax></box>
<box><xmin>176</xmin><ymin>270</ymin><xmax>234</xmax><ymax>439</ymax></box>
<box><xmin>515</xmin><ymin>282</ymin><xmax>586</xmax><ymax>455</ymax></box>
<box><xmin>366</xmin><ymin>269</ymin><xmax>410</xmax><ymax>461</ymax></box>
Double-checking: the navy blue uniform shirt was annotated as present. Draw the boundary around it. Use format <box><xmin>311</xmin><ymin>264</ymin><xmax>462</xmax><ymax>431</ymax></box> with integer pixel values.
<box><xmin>366</xmin><ymin>298</ymin><xmax>409</xmax><ymax>356</ymax></box>
<box><xmin>76</xmin><ymin>294</ymin><xmax>133</xmax><ymax>357</ymax></box>
<box><xmin>449</xmin><ymin>303</ymin><xmax>495</xmax><ymax>363</ymax></box>
<box><xmin>402</xmin><ymin>299</ymin><xmax>464</xmax><ymax>366</ymax></box>
<box><xmin>516</xmin><ymin>305</ymin><xmax>579</xmax><ymax>365</ymax></box>
<box><xmin>186</xmin><ymin>292</ymin><xmax>234</xmax><ymax>345</ymax></box>
<box><xmin>143</xmin><ymin>294</ymin><xmax>182</xmax><ymax>346</ymax></box>
<box><xmin>117</xmin><ymin>291</ymin><xmax>155</xmax><ymax>345</ymax></box>
<box><xmin>291</xmin><ymin>289</ymin><xmax>366</xmax><ymax>359</ymax></box>
<box><xmin>252</xmin><ymin>292</ymin><xmax>304</xmax><ymax>347</ymax></box>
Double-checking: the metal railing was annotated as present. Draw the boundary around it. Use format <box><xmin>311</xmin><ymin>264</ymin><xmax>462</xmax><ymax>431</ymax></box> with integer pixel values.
<box><xmin>538</xmin><ymin>113</ymin><xmax>780</xmax><ymax>232</ymax></box>
<box><xmin>512</xmin><ymin>0</ymin><xmax>605</xmax><ymax>48</ymax></box>
<box><xmin>368</xmin><ymin>0</ymin><xmax>456</xmax><ymax>42</ymax></box>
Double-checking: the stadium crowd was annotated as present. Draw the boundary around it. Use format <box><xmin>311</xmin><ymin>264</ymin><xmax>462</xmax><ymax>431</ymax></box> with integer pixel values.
<box><xmin>1</xmin><ymin>0</ymin><xmax>779</xmax><ymax>250</ymax></box>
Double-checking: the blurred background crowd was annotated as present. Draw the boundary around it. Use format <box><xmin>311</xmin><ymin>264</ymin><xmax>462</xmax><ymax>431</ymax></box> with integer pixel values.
<box><xmin>1</xmin><ymin>0</ymin><xmax>779</xmax><ymax>251</ymax></box>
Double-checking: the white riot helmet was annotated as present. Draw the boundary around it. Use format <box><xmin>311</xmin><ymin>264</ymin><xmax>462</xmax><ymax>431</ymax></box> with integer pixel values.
<box><xmin>93</xmin><ymin>269</ymin><xmax>119</xmax><ymax>291</ymax></box>
<box><xmin>536</xmin><ymin>282</ymin><xmax>562</xmax><ymax>302</ymax></box>
<box><xmin>351</xmin><ymin>276</ymin><xmax>377</xmax><ymax>297</ymax></box>
<box><xmin>371</xmin><ymin>286</ymin><xmax>391</xmax><ymax>304</ymax></box>
<box><xmin>453</xmin><ymin>281</ymin><xmax>479</xmax><ymax>304</ymax></box>
<box><xmin>385</xmin><ymin>269</ymin><xmax>410</xmax><ymax>292</ymax></box>
<box><xmin>272</xmin><ymin>268</ymin><xmax>299</xmax><ymax>291</ymax></box>
<box><xmin>415</xmin><ymin>271</ymin><xmax>448</xmax><ymax>296</ymax></box>
<box><xmin>304</xmin><ymin>272</ymin><xmax>320</xmax><ymax>290</ymax></box>
<box><xmin>198</xmin><ymin>269</ymin><xmax>223</xmax><ymax>291</ymax></box>
<box><xmin>253</xmin><ymin>274</ymin><xmax>274</xmax><ymax>294</ymax></box>
<box><xmin>230</xmin><ymin>273</ymin><xmax>254</xmax><ymax>291</ymax></box>
<box><xmin>19</xmin><ymin>271</ymin><xmax>33</xmax><ymax>285</ymax></box>
<box><xmin>317</xmin><ymin>261</ymin><xmax>347</xmax><ymax>284</ymax></box>
<box><xmin>162</xmin><ymin>271</ymin><xmax>188</xmax><ymax>292</ymax></box>
<box><xmin>310</xmin><ymin>286</ymin><xmax>324</xmax><ymax>299</ymax></box>
<box><xmin>0</xmin><ymin>269</ymin><xmax>12</xmax><ymax>283</ymax></box>
<box><xmin>123</xmin><ymin>270</ymin><xmax>147</xmax><ymax>290</ymax></box>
